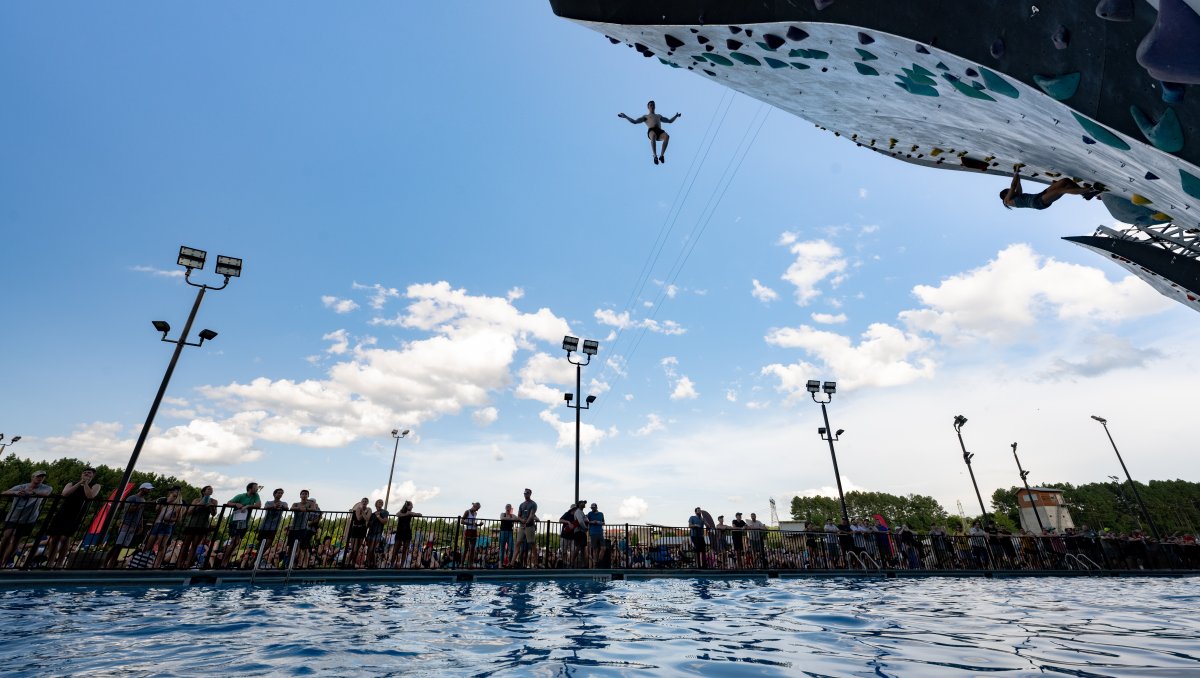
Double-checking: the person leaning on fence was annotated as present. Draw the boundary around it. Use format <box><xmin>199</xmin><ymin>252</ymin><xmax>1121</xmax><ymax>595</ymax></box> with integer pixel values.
<box><xmin>498</xmin><ymin>504</ymin><xmax>517</xmax><ymax>568</ymax></box>
<box><xmin>104</xmin><ymin>482</ymin><xmax>152</xmax><ymax>569</ymax></box>
<box><xmin>688</xmin><ymin>508</ymin><xmax>707</xmax><ymax>568</ymax></box>
<box><xmin>0</xmin><ymin>470</ymin><xmax>53</xmax><ymax>568</ymax></box>
<box><xmin>366</xmin><ymin>499</ymin><xmax>388</xmax><ymax>568</ymax></box>
<box><xmin>745</xmin><ymin>513</ymin><xmax>766</xmax><ymax>568</ymax></box>
<box><xmin>347</xmin><ymin>497</ymin><xmax>370</xmax><ymax>568</ymax></box>
<box><xmin>173</xmin><ymin>485</ymin><xmax>217</xmax><ymax>570</ymax></box>
<box><xmin>392</xmin><ymin>500</ymin><xmax>421</xmax><ymax>569</ymax></box>
<box><xmin>147</xmin><ymin>486</ymin><xmax>183</xmax><ymax>568</ymax></box>
<box><xmin>44</xmin><ymin>467</ymin><xmax>100</xmax><ymax>569</ymax></box>
<box><xmin>258</xmin><ymin>488</ymin><xmax>288</xmax><ymax>549</ymax></box>
<box><xmin>221</xmin><ymin>482</ymin><xmax>262</xmax><ymax>569</ymax></box>
<box><xmin>461</xmin><ymin>502</ymin><xmax>481</xmax><ymax>568</ymax></box>
<box><xmin>516</xmin><ymin>488</ymin><xmax>537</xmax><ymax>568</ymax></box>
<box><xmin>586</xmin><ymin>502</ymin><xmax>605</xmax><ymax>568</ymax></box>
<box><xmin>288</xmin><ymin>490</ymin><xmax>321</xmax><ymax>569</ymax></box>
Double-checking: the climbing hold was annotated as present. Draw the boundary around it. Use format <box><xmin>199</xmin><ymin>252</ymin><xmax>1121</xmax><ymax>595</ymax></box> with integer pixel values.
<box><xmin>935</xmin><ymin>62</ymin><xmax>949</xmax><ymax>71</ymax></box>
<box><xmin>960</xmin><ymin>156</ymin><xmax>989</xmax><ymax>171</ymax></box>
<box><xmin>1095</xmin><ymin>0</ymin><xmax>1134</xmax><ymax>21</ymax></box>
<box><xmin>814</xmin><ymin>0</ymin><xmax>835</xmax><ymax>9</ymax></box>
<box><xmin>1052</xmin><ymin>26</ymin><xmax>1071</xmax><ymax>50</ymax></box>
<box><xmin>902</xmin><ymin>67</ymin><xmax>937</xmax><ymax>87</ymax></box>
<box><xmin>606</xmin><ymin>36</ymin><xmax>620</xmax><ymax>45</ymax></box>
<box><xmin>1130</xmin><ymin>106</ymin><xmax>1184</xmax><ymax>152</ymax></box>
<box><xmin>730</xmin><ymin>52</ymin><xmax>761</xmax><ymax>65</ymax></box>
<box><xmin>1131</xmin><ymin>194</ymin><xmax>1153</xmax><ymax>205</ymax></box>
<box><xmin>930</xmin><ymin>148</ymin><xmax>944</xmax><ymax>156</ymax></box>
<box><xmin>896</xmin><ymin>79</ymin><xmax>939</xmax><ymax>96</ymax></box>
<box><xmin>763</xmin><ymin>33</ymin><xmax>786</xmax><ymax>50</ymax></box>
<box><xmin>703</xmin><ymin>53</ymin><xmax>734</xmax><ymax>66</ymax></box>
<box><xmin>1137</xmin><ymin>0</ymin><xmax>1200</xmax><ymax>85</ymax></box>
<box><xmin>702</xmin><ymin>69</ymin><xmax>717</xmax><ymax>76</ymax></box>
<box><xmin>858</xmin><ymin>32</ymin><xmax>875</xmax><ymax>45</ymax></box>
<box><xmin>1146</xmin><ymin>171</ymin><xmax>1160</xmax><ymax>180</ymax></box>
<box><xmin>727</xmin><ymin>39</ymin><xmax>743</xmax><ymax>51</ymax></box>
<box><xmin>855</xmin><ymin>62</ymin><xmax>879</xmax><ymax>76</ymax></box>
<box><xmin>658</xmin><ymin>58</ymin><xmax>682</xmax><ymax>68</ymax></box>
<box><xmin>972</xmin><ymin>81</ymin><xmax>986</xmax><ymax>90</ymax></box>
<box><xmin>729</xmin><ymin>26</ymin><xmax>743</xmax><ymax>34</ymax></box>
<box><xmin>943</xmin><ymin>74</ymin><xmax>996</xmax><ymax>100</ymax></box>
<box><xmin>1100</xmin><ymin>194</ymin><xmax>1170</xmax><ymax>224</ymax></box>
<box><xmin>745</xmin><ymin>30</ymin><xmax>753</xmax><ymax>38</ymax></box>
<box><xmin>787</xmin><ymin>26</ymin><xmax>809</xmax><ymax>41</ymax></box>
<box><xmin>1071</xmin><ymin>112</ymin><xmax>1131</xmax><ymax>150</ymax></box>
<box><xmin>855</xmin><ymin>48</ymin><xmax>878</xmax><ymax>61</ymax></box>
<box><xmin>691</xmin><ymin>55</ymin><xmax>706</xmax><ymax>62</ymax></box>
<box><xmin>697</xmin><ymin>35</ymin><xmax>710</xmax><ymax>45</ymax></box>
<box><xmin>1151</xmin><ymin>212</ymin><xmax>1173</xmax><ymax>221</ymax></box>
<box><xmin>1160</xmin><ymin>81</ymin><xmax>1186</xmax><ymax>103</ymax></box>
<box><xmin>764</xmin><ymin>57</ymin><xmax>789</xmax><ymax>69</ymax></box>
<box><xmin>791</xmin><ymin>62</ymin><xmax>811</xmax><ymax>70</ymax></box>
<box><xmin>990</xmin><ymin>39</ymin><xmax>1005</xmax><ymax>59</ymax></box>
<box><xmin>979</xmin><ymin>68</ymin><xmax>1019</xmax><ymax>98</ymax></box>
<box><xmin>965</xmin><ymin>68</ymin><xmax>979</xmax><ymax>78</ymax></box>
<box><xmin>1082</xmin><ymin>136</ymin><xmax>1097</xmax><ymax>144</ymax></box>
<box><xmin>665</xmin><ymin>34</ymin><xmax>685</xmax><ymax>50</ymax></box>
<box><xmin>705</xmin><ymin>45</ymin><xmax>714</xmax><ymax>52</ymax></box>
<box><xmin>911</xmin><ymin>64</ymin><xmax>935</xmax><ymax>78</ymax></box>
<box><xmin>1033</xmin><ymin>72</ymin><xmax>1081</xmax><ymax>100</ymax></box>
<box><xmin>916</xmin><ymin>44</ymin><xmax>930</xmax><ymax>54</ymax></box>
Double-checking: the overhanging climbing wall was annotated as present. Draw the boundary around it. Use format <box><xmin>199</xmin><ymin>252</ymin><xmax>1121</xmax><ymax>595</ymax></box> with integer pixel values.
<box><xmin>550</xmin><ymin>0</ymin><xmax>1200</xmax><ymax>313</ymax></box>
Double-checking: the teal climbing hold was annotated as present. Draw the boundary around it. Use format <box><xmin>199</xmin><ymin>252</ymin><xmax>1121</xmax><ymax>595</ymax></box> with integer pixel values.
<box><xmin>807</xmin><ymin>50</ymin><xmax>829</xmax><ymax>59</ymax></box>
<box><xmin>943</xmin><ymin>75</ymin><xmax>996</xmax><ymax>100</ymax></box>
<box><xmin>896</xmin><ymin>78</ymin><xmax>939</xmax><ymax>96</ymax></box>
<box><xmin>1182</xmin><ymin>169</ymin><xmax>1200</xmax><ymax>200</ymax></box>
<box><xmin>1071</xmin><ymin>112</ymin><xmax>1131</xmax><ymax>150</ymax></box>
<box><xmin>901</xmin><ymin>67</ymin><xmax>937</xmax><ymax>87</ymax></box>
<box><xmin>764</xmin><ymin>57</ymin><xmax>789</xmax><ymax>69</ymax></box>
<box><xmin>789</xmin><ymin>48</ymin><xmax>808</xmax><ymax>57</ymax></box>
<box><xmin>703</xmin><ymin>53</ymin><xmax>735</xmax><ymax>66</ymax></box>
<box><xmin>730</xmin><ymin>52</ymin><xmax>762</xmax><ymax>65</ymax></box>
<box><xmin>979</xmin><ymin>68</ymin><xmax>1020</xmax><ymax>98</ymax></box>
<box><xmin>935</xmin><ymin>62</ymin><xmax>949</xmax><ymax>70</ymax></box>
<box><xmin>790</xmin><ymin>61</ymin><xmax>811</xmax><ymax>70</ymax></box>
<box><xmin>855</xmin><ymin>62</ymin><xmax>880</xmax><ymax>76</ymax></box>
<box><xmin>911</xmin><ymin>63</ymin><xmax>936</xmax><ymax>79</ymax></box>
<box><xmin>1130</xmin><ymin>106</ymin><xmax>1184</xmax><ymax>152</ymax></box>
<box><xmin>1032</xmin><ymin>72</ymin><xmax>1081</xmax><ymax>100</ymax></box>
<box><xmin>691</xmin><ymin>55</ymin><xmax>707</xmax><ymax>62</ymax></box>
<box><xmin>658</xmin><ymin>58</ymin><xmax>682</xmax><ymax>68</ymax></box>
<box><xmin>1099</xmin><ymin>193</ymin><xmax>1170</xmax><ymax>225</ymax></box>
<box><xmin>855</xmin><ymin>48</ymin><xmax>878</xmax><ymax>61</ymax></box>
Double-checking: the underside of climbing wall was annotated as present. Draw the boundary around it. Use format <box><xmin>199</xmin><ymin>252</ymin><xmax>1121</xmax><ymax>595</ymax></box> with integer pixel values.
<box><xmin>549</xmin><ymin>0</ymin><xmax>1200</xmax><ymax>313</ymax></box>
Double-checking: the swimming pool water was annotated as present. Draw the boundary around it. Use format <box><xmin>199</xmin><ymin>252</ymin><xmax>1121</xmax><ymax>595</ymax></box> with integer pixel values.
<box><xmin>2</xmin><ymin>577</ymin><xmax>1197</xmax><ymax>676</ymax></box>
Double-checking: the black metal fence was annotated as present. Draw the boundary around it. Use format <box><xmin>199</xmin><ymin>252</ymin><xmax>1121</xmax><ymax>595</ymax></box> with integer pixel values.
<box><xmin>1</xmin><ymin>496</ymin><xmax>1198</xmax><ymax>573</ymax></box>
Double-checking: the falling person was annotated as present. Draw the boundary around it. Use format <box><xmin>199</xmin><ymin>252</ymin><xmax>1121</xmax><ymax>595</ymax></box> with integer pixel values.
<box><xmin>618</xmin><ymin>101</ymin><xmax>681</xmax><ymax>165</ymax></box>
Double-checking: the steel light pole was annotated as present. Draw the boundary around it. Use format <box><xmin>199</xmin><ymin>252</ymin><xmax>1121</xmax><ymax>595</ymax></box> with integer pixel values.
<box><xmin>806</xmin><ymin>380</ymin><xmax>851</xmax><ymax>528</ymax></box>
<box><xmin>563</xmin><ymin>335</ymin><xmax>598</xmax><ymax>504</ymax></box>
<box><xmin>1108</xmin><ymin>474</ymin><xmax>1144</xmax><ymax>531</ymax></box>
<box><xmin>953</xmin><ymin>415</ymin><xmax>990</xmax><ymax>524</ymax></box>
<box><xmin>1091</xmin><ymin>415</ymin><xmax>1160</xmax><ymax>539</ymax></box>
<box><xmin>384</xmin><ymin>428</ymin><xmax>410</xmax><ymax>511</ymax></box>
<box><xmin>101</xmin><ymin>246</ymin><xmax>241</xmax><ymax>541</ymax></box>
<box><xmin>1010</xmin><ymin>442</ymin><xmax>1046</xmax><ymax>534</ymax></box>
<box><xmin>0</xmin><ymin>434</ymin><xmax>21</xmax><ymax>454</ymax></box>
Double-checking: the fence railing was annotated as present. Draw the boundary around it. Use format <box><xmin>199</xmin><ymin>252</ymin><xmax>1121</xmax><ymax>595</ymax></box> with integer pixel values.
<box><xmin>1</xmin><ymin>496</ymin><xmax>1198</xmax><ymax>573</ymax></box>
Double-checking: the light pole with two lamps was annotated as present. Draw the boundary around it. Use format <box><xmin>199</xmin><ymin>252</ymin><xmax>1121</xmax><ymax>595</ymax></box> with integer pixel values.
<box><xmin>1010</xmin><ymin>442</ymin><xmax>1046</xmax><ymax>534</ymax></box>
<box><xmin>384</xmin><ymin>429</ymin><xmax>411</xmax><ymax>511</ymax></box>
<box><xmin>0</xmin><ymin>434</ymin><xmax>20</xmax><ymax>454</ymax></box>
<box><xmin>953</xmin><ymin>415</ymin><xmax>991</xmax><ymax>524</ymax></box>
<box><xmin>1091</xmin><ymin>415</ymin><xmax>1160</xmax><ymax>539</ymax></box>
<box><xmin>562</xmin><ymin>335</ymin><xmax>598</xmax><ymax>505</ymax></box>
<box><xmin>806</xmin><ymin>380</ymin><xmax>851</xmax><ymax>528</ymax></box>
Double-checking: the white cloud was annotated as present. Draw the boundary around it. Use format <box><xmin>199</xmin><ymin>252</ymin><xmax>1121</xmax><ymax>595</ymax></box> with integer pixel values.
<box><xmin>858</xmin><ymin>188</ymin><xmax>868</xmax><ymax>199</ymax></box>
<box><xmin>352</xmin><ymin>282</ymin><xmax>401</xmax><ymax>310</ymax></box>
<box><xmin>900</xmin><ymin>244</ymin><xmax>1171</xmax><ymax>345</ymax></box>
<box><xmin>321</xmin><ymin>296</ymin><xmax>359</xmax><ymax>314</ymax></box>
<box><xmin>594</xmin><ymin>309</ymin><xmax>686</xmax><ymax>335</ymax></box>
<box><xmin>472</xmin><ymin>407</ymin><xmax>499</xmax><ymax>426</ymax></box>
<box><xmin>130</xmin><ymin>265</ymin><xmax>184</xmax><ymax>279</ymax></box>
<box><xmin>811</xmin><ymin>312</ymin><xmax>847</xmax><ymax>325</ymax></box>
<box><xmin>671</xmin><ymin>376</ymin><xmax>699</xmax><ymax>400</ymax></box>
<box><xmin>751</xmin><ymin>279</ymin><xmax>779</xmax><ymax>303</ymax></box>
<box><xmin>369</xmin><ymin>480</ymin><xmax>440</xmax><ymax>507</ymax></box>
<box><xmin>506</xmin><ymin>287</ymin><xmax>524</xmax><ymax>301</ymax></box>
<box><xmin>632</xmin><ymin>413</ymin><xmax>665</xmax><ymax>437</ymax></box>
<box><xmin>725</xmin><ymin>389</ymin><xmax>738</xmax><ymax>403</ymax></box>
<box><xmin>763</xmin><ymin>323</ymin><xmax>935</xmax><ymax>393</ymax></box>
<box><xmin>617</xmin><ymin>496</ymin><xmax>649</xmax><ymax>521</ymax></box>
<box><xmin>537</xmin><ymin>408</ymin><xmax>614</xmax><ymax>452</ymax></box>
<box><xmin>1040</xmin><ymin>335</ymin><xmax>1164</xmax><ymax>381</ymax></box>
<box><xmin>780</xmin><ymin>239</ymin><xmax>848</xmax><ymax>306</ymax></box>
<box><xmin>491</xmin><ymin>443</ymin><xmax>505</xmax><ymax>462</ymax></box>
<box><xmin>323</xmin><ymin>329</ymin><xmax>350</xmax><ymax>355</ymax></box>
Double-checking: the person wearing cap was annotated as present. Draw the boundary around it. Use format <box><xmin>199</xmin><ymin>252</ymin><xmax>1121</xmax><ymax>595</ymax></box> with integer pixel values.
<box><xmin>586</xmin><ymin>502</ymin><xmax>605</xmax><ymax>569</ymax></box>
<box><xmin>44</xmin><ymin>467</ymin><xmax>101</xmax><ymax>568</ymax></box>
<box><xmin>220</xmin><ymin>482</ymin><xmax>262</xmax><ymax>569</ymax></box>
<box><xmin>104</xmin><ymin>482</ymin><xmax>154</xmax><ymax>569</ymax></box>
<box><xmin>0</xmin><ymin>470</ymin><xmax>54</xmax><ymax>568</ymax></box>
<box><xmin>515</xmin><ymin>488</ymin><xmax>538</xmax><ymax>568</ymax></box>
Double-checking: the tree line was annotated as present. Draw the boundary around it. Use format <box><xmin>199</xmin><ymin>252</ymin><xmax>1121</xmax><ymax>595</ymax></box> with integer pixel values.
<box><xmin>0</xmin><ymin>453</ymin><xmax>203</xmax><ymax>501</ymax></box>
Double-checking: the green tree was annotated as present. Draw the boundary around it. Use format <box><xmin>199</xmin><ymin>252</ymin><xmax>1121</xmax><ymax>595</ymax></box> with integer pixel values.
<box><xmin>0</xmin><ymin>453</ymin><xmax>203</xmax><ymax>501</ymax></box>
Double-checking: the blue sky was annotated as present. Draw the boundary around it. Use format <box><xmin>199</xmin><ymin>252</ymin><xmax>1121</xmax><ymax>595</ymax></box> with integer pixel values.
<box><xmin>2</xmin><ymin>2</ymin><xmax>1194</xmax><ymax>525</ymax></box>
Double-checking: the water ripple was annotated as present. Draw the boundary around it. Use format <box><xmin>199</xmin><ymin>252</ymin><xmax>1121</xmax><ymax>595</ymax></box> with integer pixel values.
<box><xmin>0</xmin><ymin>577</ymin><xmax>1196</xmax><ymax>675</ymax></box>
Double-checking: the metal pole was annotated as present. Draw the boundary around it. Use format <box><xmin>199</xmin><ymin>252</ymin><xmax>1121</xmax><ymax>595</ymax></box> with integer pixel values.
<box><xmin>956</xmin><ymin>429</ymin><xmax>990</xmax><ymax>521</ymax></box>
<box><xmin>385</xmin><ymin>435</ymin><xmax>401</xmax><ymax>511</ymax></box>
<box><xmin>1011</xmin><ymin>443</ymin><xmax>1046</xmax><ymax>534</ymax></box>
<box><xmin>1099</xmin><ymin>421</ymin><xmax>1161</xmax><ymax>539</ymax></box>
<box><xmin>574</xmin><ymin>361</ymin><xmax>582</xmax><ymax>505</ymax></box>
<box><xmin>819</xmin><ymin>402</ymin><xmax>851</xmax><ymax>528</ymax></box>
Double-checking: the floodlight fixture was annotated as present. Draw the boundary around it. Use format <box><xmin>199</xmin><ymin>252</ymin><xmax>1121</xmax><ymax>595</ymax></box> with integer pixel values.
<box><xmin>391</xmin><ymin>429</ymin><xmax>399</xmax><ymax>436</ymax></box>
<box><xmin>177</xmin><ymin>246</ymin><xmax>207</xmax><ymax>270</ymax></box>
<box><xmin>1091</xmin><ymin>415</ymin><xmax>1107</xmax><ymax>424</ymax></box>
<box><xmin>215</xmin><ymin>255</ymin><xmax>243</xmax><ymax>278</ymax></box>
<box><xmin>197</xmin><ymin>329</ymin><xmax>218</xmax><ymax>341</ymax></box>
<box><xmin>9</xmin><ymin>436</ymin><xmax>18</xmax><ymax>443</ymax></box>
<box><xmin>400</xmin><ymin>429</ymin><xmax>410</xmax><ymax>436</ymax></box>
<box><xmin>562</xmin><ymin>336</ymin><xmax>580</xmax><ymax>352</ymax></box>
<box><xmin>806</xmin><ymin>380</ymin><xmax>821</xmax><ymax>393</ymax></box>
<box><xmin>585</xmin><ymin>395</ymin><xmax>596</xmax><ymax>405</ymax></box>
<box><xmin>152</xmin><ymin>320</ymin><xmax>171</xmax><ymax>334</ymax></box>
<box><xmin>953</xmin><ymin>414</ymin><xmax>968</xmax><ymax>431</ymax></box>
<box><xmin>835</xmin><ymin>429</ymin><xmax>844</xmax><ymax>437</ymax></box>
<box><xmin>564</xmin><ymin>393</ymin><xmax>574</xmax><ymax>403</ymax></box>
<box><xmin>582</xmin><ymin>339</ymin><xmax>599</xmax><ymax>356</ymax></box>
<box><xmin>822</xmin><ymin>381</ymin><xmax>837</xmax><ymax>394</ymax></box>
<box><xmin>818</xmin><ymin>427</ymin><xmax>827</xmax><ymax>435</ymax></box>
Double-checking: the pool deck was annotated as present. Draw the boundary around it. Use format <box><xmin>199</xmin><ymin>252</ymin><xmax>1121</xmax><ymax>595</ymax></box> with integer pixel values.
<box><xmin>1</xmin><ymin>567</ymin><xmax>1195</xmax><ymax>588</ymax></box>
